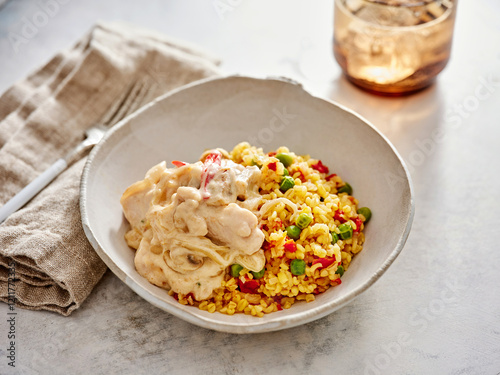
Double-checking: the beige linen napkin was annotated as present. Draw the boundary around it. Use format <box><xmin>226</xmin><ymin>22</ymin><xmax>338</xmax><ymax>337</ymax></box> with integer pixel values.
<box><xmin>0</xmin><ymin>22</ymin><xmax>220</xmax><ymax>316</ymax></box>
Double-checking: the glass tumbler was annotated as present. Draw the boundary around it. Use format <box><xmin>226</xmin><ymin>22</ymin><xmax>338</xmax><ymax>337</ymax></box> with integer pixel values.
<box><xmin>333</xmin><ymin>0</ymin><xmax>457</xmax><ymax>95</ymax></box>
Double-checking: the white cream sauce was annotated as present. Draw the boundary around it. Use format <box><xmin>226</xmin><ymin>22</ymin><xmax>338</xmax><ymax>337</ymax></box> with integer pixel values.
<box><xmin>121</xmin><ymin>150</ymin><xmax>265</xmax><ymax>300</ymax></box>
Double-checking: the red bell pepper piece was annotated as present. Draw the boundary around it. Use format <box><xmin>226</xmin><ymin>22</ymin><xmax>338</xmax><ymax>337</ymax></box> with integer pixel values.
<box><xmin>312</xmin><ymin>257</ymin><xmax>336</xmax><ymax>269</ymax></box>
<box><xmin>273</xmin><ymin>296</ymin><xmax>283</xmax><ymax>310</ymax></box>
<box><xmin>262</xmin><ymin>240</ymin><xmax>272</xmax><ymax>251</ymax></box>
<box><xmin>353</xmin><ymin>217</ymin><xmax>363</xmax><ymax>233</ymax></box>
<box><xmin>200</xmin><ymin>151</ymin><xmax>222</xmax><ymax>199</ymax></box>
<box><xmin>171</xmin><ymin>160</ymin><xmax>187</xmax><ymax>167</ymax></box>
<box><xmin>284</xmin><ymin>241</ymin><xmax>297</xmax><ymax>253</ymax></box>
<box><xmin>268</xmin><ymin>161</ymin><xmax>277</xmax><ymax>171</ymax></box>
<box><xmin>238</xmin><ymin>278</ymin><xmax>260</xmax><ymax>294</ymax></box>
<box><xmin>295</xmin><ymin>170</ymin><xmax>306</xmax><ymax>182</ymax></box>
<box><xmin>311</xmin><ymin>160</ymin><xmax>329</xmax><ymax>174</ymax></box>
<box><xmin>334</xmin><ymin>210</ymin><xmax>346</xmax><ymax>223</ymax></box>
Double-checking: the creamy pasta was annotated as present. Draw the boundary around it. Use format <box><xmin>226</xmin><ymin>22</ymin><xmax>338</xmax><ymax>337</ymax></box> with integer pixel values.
<box><xmin>120</xmin><ymin>150</ymin><xmax>266</xmax><ymax>300</ymax></box>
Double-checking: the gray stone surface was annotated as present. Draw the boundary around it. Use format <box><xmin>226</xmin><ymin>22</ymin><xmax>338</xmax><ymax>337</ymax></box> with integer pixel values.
<box><xmin>1</xmin><ymin>0</ymin><xmax>500</xmax><ymax>374</ymax></box>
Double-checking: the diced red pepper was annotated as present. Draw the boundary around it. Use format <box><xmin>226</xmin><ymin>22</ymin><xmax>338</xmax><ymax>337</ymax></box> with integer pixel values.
<box><xmin>171</xmin><ymin>160</ymin><xmax>187</xmax><ymax>168</ymax></box>
<box><xmin>312</xmin><ymin>257</ymin><xmax>336</xmax><ymax>269</ymax></box>
<box><xmin>311</xmin><ymin>160</ymin><xmax>329</xmax><ymax>174</ymax></box>
<box><xmin>204</xmin><ymin>151</ymin><xmax>221</xmax><ymax>163</ymax></box>
<box><xmin>326</xmin><ymin>173</ymin><xmax>337</xmax><ymax>181</ymax></box>
<box><xmin>267</xmin><ymin>151</ymin><xmax>277</xmax><ymax>157</ymax></box>
<box><xmin>353</xmin><ymin>217</ymin><xmax>363</xmax><ymax>233</ymax></box>
<box><xmin>277</xmin><ymin>303</ymin><xmax>283</xmax><ymax>311</ymax></box>
<box><xmin>238</xmin><ymin>279</ymin><xmax>260</xmax><ymax>294</ymax></box>
<box><xmin>268</xmin><ymin>161</ymin><xmax>277</xmax><ymax>171</ymax></box>
<box><xmin>296</xmin><ymin>170</ymin><xmax>306</xmax><ymax>182</ymax></box>
<box><xmin>262</xmin><ymin>240</ymin><xmax>272</xmax><ymax>251</ymax></box>
<box><xmin>332</xmin><ymin>278</ymin><xmax>342</xmax><ymax>285</ymax></box>
<box><xmin>334</xmin><ymin>210</ymin><xmax>346</xmax><ymax>223</ymax></box>
<box><xmin>200</xmin><ymin>151</ymin><xmax>222</xmax><ymax>199</ymax></box>
<box><xmin>284</xmin><ymin>241</ymin><xmax>297</xmax><ymax>253</ymax></box>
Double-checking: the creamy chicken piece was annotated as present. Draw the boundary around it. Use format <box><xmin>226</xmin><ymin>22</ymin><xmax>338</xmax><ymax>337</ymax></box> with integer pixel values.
<box><xmin>120</xmin><ymin>150</ymin><xmax>265</xmax><ymax>301</ymax></box>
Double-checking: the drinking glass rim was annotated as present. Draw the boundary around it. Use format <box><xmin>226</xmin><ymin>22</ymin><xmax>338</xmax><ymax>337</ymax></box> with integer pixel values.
<box><xmin>335</xmin><ymin>0</ymin><xmax>455</xmax><ymax>31</ymax></box>
<box><xmin>366</xmin><ymin>0</ymin><xmax>436</xmax><ymax>7</ymax></box>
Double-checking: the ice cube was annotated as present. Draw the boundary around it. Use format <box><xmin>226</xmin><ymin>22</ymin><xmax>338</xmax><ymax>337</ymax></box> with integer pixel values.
<box><xmin>355</xmin><ymin>3</ymin><xmax>420</xmax><ymax>26</ymax></box>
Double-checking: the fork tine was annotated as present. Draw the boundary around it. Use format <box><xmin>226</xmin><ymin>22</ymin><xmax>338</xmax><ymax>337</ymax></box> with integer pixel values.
<box><xmin>100</xmin><ymin>80</ymin><xmax>139</xmax><ymax>127</ymax></box>
<box><xmin>106</xmin><ymin>79</ymin><xmax>147</xmax><ymax>126</ymax></box>
<box><xmin>141</xmin><ymin>80</ymin><xmax>159</xmax><ymax>107</ymax></box>
<box><xmin>99</xmin><ymin>82</ymin><xmax>135</xmax><ymax>126</ymax></box>
<box><xmin>123</xmin><ymin>78</ymin><xmax>152</xmax><ymax>118</ymax></box>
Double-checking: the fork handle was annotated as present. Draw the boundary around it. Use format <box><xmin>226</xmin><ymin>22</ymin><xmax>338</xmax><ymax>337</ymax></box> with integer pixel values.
<box><xmin>0</xmin><ymin>158</ymin><xmax>68</xmax><ymax>224</ymax></box>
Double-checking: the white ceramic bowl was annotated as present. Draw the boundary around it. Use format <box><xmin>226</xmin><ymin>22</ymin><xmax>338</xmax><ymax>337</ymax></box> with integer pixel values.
<box><xmin>80</xmin><ymin>76</ymin><xmax>414</xmax><ymax>333</ymax></box>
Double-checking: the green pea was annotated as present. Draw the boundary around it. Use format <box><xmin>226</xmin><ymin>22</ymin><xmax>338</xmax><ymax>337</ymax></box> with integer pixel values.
<box><xmin>251</xmin><ymin>267</ymin><xmax>266</xmax><ymax>279</ymax></box>
<box><xmin>286</xmin><ymin>225</ymin><xmax>302</xmax><ymax>240</ymax></box>
<box><xmin>337</xmin><ymin>183</ymin><xmax>352</xmax><ymax>195</ymax></box>
<box><xmin>282</xmin><ymin>168</ymin><xmax>289</xmax><ymax>176</ymax></box>
<box><xmin>280</xmin><ymin>176</ymin><xmax>295</xmax><ymax>192</ymax></box>
<box><xmin>276</xmin><ymin>153</ymin><xmax>294</xmax><ymax>167</ymax></box>
<box><xmin>335</xmin><ymin>265</ymin><xmax>345</xmax><ymax>277</ymax></box>
<box><xmin>330</xmin><ymin>231</ymin><xmax>339</xmax><ymax>245</ymax></box>
<box><xmin>338</xmin><ymin>223</ymin><xmax>353</xmax><ymax>240</ymax></box>
<box><xmin>230</xmin><ymin>264</ymin><xmax>243</xmax><ymax>277</ymax></box>
<box><xmin>357</xmin><ymin>207</ymin><xmax>372</xmax><ymax>223</ymax></box>
<box><xmin>290</xmin><ymin>259</ymin><xmax>306</xmax><ymax>276</ymax></box>
<box><xmin>296</xmin><ymin>213</ymin><xmax>313</xmax><ymax>229</ymax></box>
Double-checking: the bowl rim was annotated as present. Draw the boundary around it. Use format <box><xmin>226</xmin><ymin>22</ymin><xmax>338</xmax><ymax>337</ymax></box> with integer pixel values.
<box><xmin>80</xmin><ymin>75</ymin><xmax>415</xmax><ymax>333</ymax></box>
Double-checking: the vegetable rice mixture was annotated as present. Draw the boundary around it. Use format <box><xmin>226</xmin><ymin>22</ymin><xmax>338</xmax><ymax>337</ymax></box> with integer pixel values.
<box><xmin>121</xmin><ymin>142</ymin><xmax>371</xmax><ymax>317</ymax></box>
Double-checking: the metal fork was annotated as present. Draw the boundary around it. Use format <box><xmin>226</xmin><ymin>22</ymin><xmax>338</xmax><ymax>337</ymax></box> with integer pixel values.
<box><xmin>0</xmin><ymin>77</ymin><xmax>151</xmax><ymax>224</ymax></box>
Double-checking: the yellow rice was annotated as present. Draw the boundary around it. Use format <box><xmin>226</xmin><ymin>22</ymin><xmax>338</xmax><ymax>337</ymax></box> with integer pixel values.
<box><xmin>174</xmin><ymin>142</ymin><xmax>367</xmax><ymax>317</ymax></box>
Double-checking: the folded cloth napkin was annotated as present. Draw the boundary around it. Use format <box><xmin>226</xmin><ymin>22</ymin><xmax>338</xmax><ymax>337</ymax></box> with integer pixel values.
<box><xmin>0</xmin><ymin>22</ymin><xmax>221</xmax><ymax>316</ymax></box>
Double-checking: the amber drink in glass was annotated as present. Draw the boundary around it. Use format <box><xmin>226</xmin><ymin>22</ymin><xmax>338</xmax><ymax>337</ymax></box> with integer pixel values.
<box><xmin>334</xmin><ymin>0</ymin><xmax>457</xmax><ymax>95</ymax></box>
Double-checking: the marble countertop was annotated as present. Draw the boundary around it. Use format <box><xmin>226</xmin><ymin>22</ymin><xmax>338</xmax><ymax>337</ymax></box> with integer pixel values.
<box><xmin>1</xmin><ymin>0</ymin><xmax>499</xmax><ymax>374</ymax></box>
